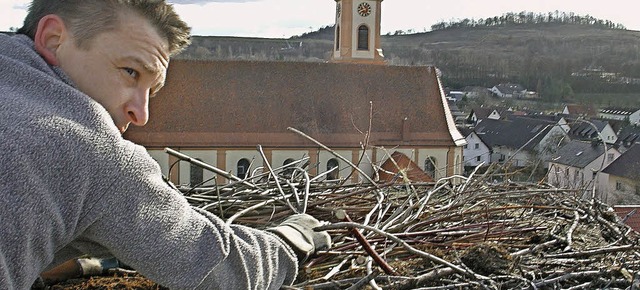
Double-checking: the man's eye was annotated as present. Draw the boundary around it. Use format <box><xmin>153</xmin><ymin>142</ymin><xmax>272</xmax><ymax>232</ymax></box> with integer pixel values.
<box><xmin>124</xmin><ymin>68</ymin><xmax>139</xmax><ymax>78</ymax></box>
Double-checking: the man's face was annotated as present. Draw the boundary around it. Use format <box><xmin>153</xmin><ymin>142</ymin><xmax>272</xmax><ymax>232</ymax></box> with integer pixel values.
<box><xmin>55</xmin><ymin>10</ymin><xmax>170</xmax><ymax>133</ymax></box>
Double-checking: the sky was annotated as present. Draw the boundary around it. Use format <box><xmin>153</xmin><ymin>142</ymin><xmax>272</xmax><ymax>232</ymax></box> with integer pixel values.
<box><xmin>1</xmin><ymin>0</ymin><xmax>639</xmax><ymax>38</ymax></box>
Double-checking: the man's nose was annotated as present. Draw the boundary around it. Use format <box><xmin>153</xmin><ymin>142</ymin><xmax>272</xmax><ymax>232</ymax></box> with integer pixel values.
<box><xmin>125</xmin><ymin>89</ymin><xmax>150</xmax><ymax>127</ymax></box>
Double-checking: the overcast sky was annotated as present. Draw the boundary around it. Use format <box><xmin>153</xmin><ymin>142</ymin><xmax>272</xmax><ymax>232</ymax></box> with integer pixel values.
<box><xmin>1</xmin><ymin>0</ymin><xmax>638</xmax><ymax>38</ymax></box>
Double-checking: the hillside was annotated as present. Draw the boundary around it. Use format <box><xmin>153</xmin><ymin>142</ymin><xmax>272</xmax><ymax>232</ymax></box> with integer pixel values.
<box><xmin>177</xmin><ymin>23</ymin><xmax>640</xmax><ymax>105</ymax></box>
<box><xmin>3</xmin><ymin>21</ymin><xmax>638</xmax><ymax>106</ymax></box>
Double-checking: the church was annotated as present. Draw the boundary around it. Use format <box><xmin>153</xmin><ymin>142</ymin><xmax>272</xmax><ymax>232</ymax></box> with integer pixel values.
<box><xmin>124</xmin><ymin>0</ymin><xmax>466</xmax><ymax>186</ymax></box>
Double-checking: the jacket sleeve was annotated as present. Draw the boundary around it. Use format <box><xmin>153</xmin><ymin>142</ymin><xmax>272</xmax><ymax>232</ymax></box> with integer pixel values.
<box><xmin>0</xmin><ymin>34</ymin><xmax>298</xmax><ymax>289</ymax></box>
<box><xmin>78</xmin><ymin>144</ymin><xmax>299</xmax><ymax>289</ymax></box>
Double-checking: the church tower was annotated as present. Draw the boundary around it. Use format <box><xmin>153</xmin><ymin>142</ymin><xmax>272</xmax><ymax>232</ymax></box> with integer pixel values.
<box><xmin>332</xmin><ymin>0</ymin><xmax>385</xmax><ymax>64</ymax></box>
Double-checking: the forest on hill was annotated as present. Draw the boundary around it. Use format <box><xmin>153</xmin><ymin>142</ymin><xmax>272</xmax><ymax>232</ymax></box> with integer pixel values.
<box><xmin>2</xmin><ymin>11</ymin><xmax>638</xmax><ymax>105</ymax></box>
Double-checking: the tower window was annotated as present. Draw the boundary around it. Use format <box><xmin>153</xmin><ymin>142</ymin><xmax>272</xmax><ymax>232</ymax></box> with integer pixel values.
<box><xmin>357</xmin><ymin>25</ymin><xmax>369</xmax><ymax>50</ymax></box>
<box><xmin>335</xmin><ymin>25</ymin><xmax>340</xmax><ymax>51</ymax></box>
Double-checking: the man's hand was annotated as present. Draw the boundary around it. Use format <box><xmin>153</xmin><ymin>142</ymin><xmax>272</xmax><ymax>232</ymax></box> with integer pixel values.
<box><xmin>267</xmin><ymin>214</ymin><xmax>331</xmax><ymax>263</ymax></box>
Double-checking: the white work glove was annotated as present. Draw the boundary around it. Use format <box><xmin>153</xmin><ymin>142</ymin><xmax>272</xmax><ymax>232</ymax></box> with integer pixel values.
<box><xmin>77</xmin><ymin>257</ymin><xmax>120</xmax><ymax>276</ymax></box>
<box><xmin>267</xmin><ymin>214</ymin><xmax>331</xmax><ymax>263</ymax></box>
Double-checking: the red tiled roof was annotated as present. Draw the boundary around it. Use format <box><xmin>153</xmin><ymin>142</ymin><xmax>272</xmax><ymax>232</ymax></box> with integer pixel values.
<box><xmin>378</xmin><ymin>151</ymin><xmax>434</xmax><ymax>183</ymax></box>
<box><xmin>613</xmin><ymin>205</ymin><xmax>640</xmax><ymax>232</ymax></box>
<box><xmin>125</xmin><ymin>59</ymin><xmax>460</xmax><ymax>148</ymax></box>
<box><xmin>565</xmin><ymin>104</ymin><xmax>596</xmax><ymax>116</ymax></box>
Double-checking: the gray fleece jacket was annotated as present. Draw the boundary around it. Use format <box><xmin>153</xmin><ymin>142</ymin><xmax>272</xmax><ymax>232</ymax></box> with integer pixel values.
<box><xmin>0</xmin><ymin>34</ymin><xmax>298</xmax><ymax>289</ymax></box>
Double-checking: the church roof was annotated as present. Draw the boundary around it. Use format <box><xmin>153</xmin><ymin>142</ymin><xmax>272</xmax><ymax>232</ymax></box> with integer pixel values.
<box><xmin>125</xmin><ymin>59</ymin><xmax>464</xmax><ymax>148</ymax></box>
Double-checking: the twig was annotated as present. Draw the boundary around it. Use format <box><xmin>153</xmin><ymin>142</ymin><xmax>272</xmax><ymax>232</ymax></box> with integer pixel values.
<box><xmin>287</xmin><ymin>127</ymin><xmax>378</xmax><ymax>185</ymax></box>
<box><xmin>257</xmin><ymin>145</ymin><xmax>297</xmax><ymax>213</ymax></box>
<box><xmin>316</xmin><ymin>222</ymin><xmax>486</xmax><ymax>279</ymax></box>
<box><xmin>545</xmin><ymin>244</ymin><xmax>640</xmax><ymax>259</ymax></box>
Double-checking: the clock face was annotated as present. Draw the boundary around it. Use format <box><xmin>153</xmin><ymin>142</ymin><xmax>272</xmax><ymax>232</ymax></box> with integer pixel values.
<box><xmin>336</xmin><ymin>3</ymin><xmax>341</xmax><ymax>17</ymax></box>
<box><xmin>357</xmin><ymin>2</ymin><xmax>371</xmax><ymax>17</ymax></box>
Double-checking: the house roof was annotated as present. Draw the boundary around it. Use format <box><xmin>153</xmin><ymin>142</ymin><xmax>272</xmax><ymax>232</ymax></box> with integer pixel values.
<box><xmin>378</xmin><ymin>151</ymin><xmax>434</xmax><ymax>183</ymax></box>
<box><xmin>448</xmin><ymin>102</ymin><xmax>462</xmax><ymax>113</ymax></box>
<box><xmin>600</xmin><ymin>107</ymin><xmax>639</xmax><ymax>115</ymax></box>
<box><xmin>602</xmin><ymin>118</ymin><xmax>628</xmax><ymax>133</ymax></box>
<box><xmin>470</xmin><ymin>107</ymin><xmax>493</xmax><ymax>119</ymax></box>
<box><xmin>501</xmin><ymin>110</ymin><xmax>527</xmax><ymax>119</ymax></box>
<box><xmin>474</xmin><ymin>117</ymin><xmax>557</xmax><ymax>151</ymax></box>
<box><xmin>124</xmin><ymin>59</ymin><xmax>464</xmax><ymax>148</ymax></box>
<box><xmin>566</xmin><ymin>119</ymin><xmax>609</xmax><ymax>141</ymax></box>
<box><xmin>616</xmin><ymin>125</ymin><xmax>640</xmax><ymax>148</ymax></box>
<box><xmin>493</xmin><ymin>83</ymin><xmax>525</xmax><ymax>94</ymax></box>
<box><xmin>470</xmin><ymin>107</ymin><xmax>506</xmax><ymax>119</ymax></box>
<box><xmin>525</xmin><ymin>114</ymin><xmax>565</xmax><ymax>123</ymax></box>
<box><xmin>602</xmin><ymin>144</ymin><xmax>640</xmax><ymax>180</ymax></box>
<box><xmin>457</xmin><ymin>127</ymin><xmax>474</xmax><ymax>138</ymax></box>
<box><xmin>548</xmin><ymin>140</ymin><xmax>606</xmax><ymax>168</ymax></box>
<box><xmin>564</xmin><ymin>104</ymin><xmax>596</xmax><ymax>117</ymax></box>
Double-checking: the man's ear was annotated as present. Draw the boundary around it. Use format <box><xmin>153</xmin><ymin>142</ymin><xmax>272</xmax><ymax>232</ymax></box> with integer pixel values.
<box><xmin>34</xmin><ymin>15</ymin><xmax>67</xmax><ymax>66</ymax></box>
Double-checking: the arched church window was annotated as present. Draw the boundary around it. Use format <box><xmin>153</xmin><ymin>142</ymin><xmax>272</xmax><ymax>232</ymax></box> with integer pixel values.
<box><xmin>357</xmin><ymin>25</ymin><xmax>369</xmax><ymax>50</ymax></box>
<box><xmin>424</xmin><ymin>157</ymin><xmax>436</xmax><ymax>179</ymax></box>
<box><xmin>326</xmin><ymin>158</ymin><xmax>339</xmax><ymax>180</ymax></box>
<box><xmin>283</xmin><ymin>158</ymin><xmax>295</xmax><ymax>177</ymax></box>
<box><xmin>190</xmin><ymin>159</ymin><xmax>203</xmax><ymax>186</ymax></box>
<box><xmin>237</xmin><ymin>158</ymin><xmax>250</xmax><ymax>179</ymax></box>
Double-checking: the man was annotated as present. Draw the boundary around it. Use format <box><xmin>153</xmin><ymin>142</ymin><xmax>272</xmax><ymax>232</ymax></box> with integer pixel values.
<box><xmin>0</xmin><ymin>1</ymin><xmax>330</xmax><ymax>289</ymax></box>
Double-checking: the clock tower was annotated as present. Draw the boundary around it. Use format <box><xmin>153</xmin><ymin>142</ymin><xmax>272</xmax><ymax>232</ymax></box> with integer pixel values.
<box><xmin>332</xmin><ymin>0</ymin><xmax>384</xmax><ymax>64</ymax></box>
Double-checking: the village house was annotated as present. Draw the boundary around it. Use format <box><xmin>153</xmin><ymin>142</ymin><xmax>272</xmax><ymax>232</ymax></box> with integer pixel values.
<box><xmin>615</xmin><ymin>125</ymin><xmax>640</xmax><ymax>153</ymax></box>
<box><xmin>523</xmin><ymin>114</ymin><xmax>570</xmax><ymax>133</ymax></box>
<box><xmin>600</xmin><ymin>145</ymin><xmax>640</xmax><ymax>205</ymax></box>
<box><xmin>598</xmin><ymin>107</ymin><xmax>640</xmax><ymax>125</ymax></box>
<box><xmin>566</xmin><ymin>118</ymin><xmax>618</xmax><ymax>144</ymax></box>
<box><xmin>124</xmin><ymin>0</ymin><xmax>465</xmax><ymax>186</ymax></box>
<box><xmin>445</xmin><ymin>91</ymin><xmax>464</xmax><ymax>102</ymax></box>
<box><xmin>547</xmin><ymin>140</ymin><xmax>620</xmax><ymax>197</ymax></box>
<box><xmin>562</xmin><ymin>104</ymin><xmax>596</xmax><ymax>118</ymax></box>
<box><xmin>500</xmin><ymin>109</ymin><xmax>530</xmax><ymax>120</ymax></box>
<box><xmin>461</xmin><ymin>86</ymin><xmax>491</xmax><ymax>99</ymax></box>
<box><xmin>467</xmin><ymin>107</ymin><xmax>503</xmax><ymax>126</ymax></box>
<box><xmin>473</xmin><ymin>117</ymin><xmax>567</xmax><ymax>168</ymax></box>
<box><xmin>458</xmin><ymin>127</ymin><xmax>491</xmax><ymax>171</ymax></box>
<box><xmin>447</xmin><ymin>101</ymin><xmax>467</xmax><ymax>126</ymax></box>
<box><xmin>489</xmin><ymin>83</ymin><xmax>527</xmax><ymax>98</ymax></box>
